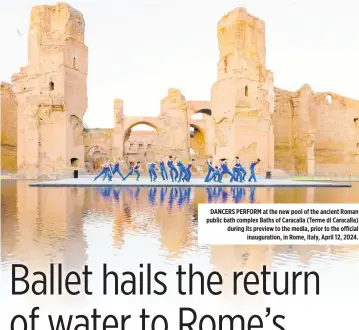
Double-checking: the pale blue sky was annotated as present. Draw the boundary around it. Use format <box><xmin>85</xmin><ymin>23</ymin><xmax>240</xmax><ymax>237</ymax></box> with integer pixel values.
<box><xmin>1</xmin><ymin>0</ymin><xmax>359</xmax><ymax>128</ymax></box>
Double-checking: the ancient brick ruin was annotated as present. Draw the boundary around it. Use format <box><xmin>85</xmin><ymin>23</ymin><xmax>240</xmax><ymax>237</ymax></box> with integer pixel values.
<box><xmin>1</xmin><ymin>3</ymin><xmax>358</xmax><ymax>178</ymax></box>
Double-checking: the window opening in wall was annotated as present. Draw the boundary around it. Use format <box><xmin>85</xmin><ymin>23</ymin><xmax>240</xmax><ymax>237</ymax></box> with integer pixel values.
<box><xmin>245</xmin><ymin>85</ymin><xmax>248</xmax><ymax>97</ymax></box>
<box><xmin>73</xmin><ymin>57</ymin><xmax>76</xmax><ymax>69</ymax></box>
<box><xmin>49</xmin><ymin>81</ymin><xmax>54</xmax><ymax>91</ymax></box>
<box><xmin>326</xmin><ymin>94</ymin><xmax>332</xmax><ymax>104</ymax></box>
<box><xmin>70</xmin><ymin>158</ymin><xmax>79</xmax><ymax>167</ymax></box>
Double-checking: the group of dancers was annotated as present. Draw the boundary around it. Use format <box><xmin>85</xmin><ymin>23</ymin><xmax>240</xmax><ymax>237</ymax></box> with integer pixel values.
<box><xmin>93</xmin><ymin>155</ymin><xmax>261</xmax><ymax>183</ymax></box>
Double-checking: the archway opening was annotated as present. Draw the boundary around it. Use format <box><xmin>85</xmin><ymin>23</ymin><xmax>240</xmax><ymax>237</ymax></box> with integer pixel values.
<box><xmin>190</xmin><ymin>109</ymin><xmax>211</xmax><ymax>161</ymax></box>
<box><xmin>192</xmin><ymin>109</ymin><xmax>212</xmax><ymax>120</ymax></box>
<box><xmin>87</xmin><ymin>146</ymin><xmax>108</xmax><ymax>172</ymax></box>
<box><xmin>326</xmin><ymin>94</ymin><xmax>333</xmax><ymax>104</ymax></box>
<box><xmin>123</xmin><ymin>122</ymin><xmax>159</xmax><ymax>167</ymax></box>
<box><xmin>189</xmin><ymin>124</ymin><xmax>206</xmax><ymax>162</ymax></box>
<box><xmin>70</xmin><ymin>158</ymin><xmax>79</xmax><ymax>167</ymax></box>
<box><xmin>49</xmin><ymin>81</ymin><xmax>54</xmax><ymax>91</ymax></box>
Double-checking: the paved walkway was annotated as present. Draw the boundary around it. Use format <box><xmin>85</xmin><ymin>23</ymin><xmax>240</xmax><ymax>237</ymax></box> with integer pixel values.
<box><xmin>29</xmin><ymin>176</ymin><xmax>351</xmax><ymax>187</ymax></box>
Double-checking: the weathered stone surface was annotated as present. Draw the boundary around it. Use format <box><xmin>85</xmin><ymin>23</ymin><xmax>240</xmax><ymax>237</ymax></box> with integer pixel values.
<box><xmin>272</xmin><ymin>87</ymin><xmax>359</xmax><ymax>175</ymax></box>
<box><xmin>210</xmin><ymin>8</ymin><xmax>273</xmax><ymax>173</ymax></box>
<box><xmin>11</xmin><ymin>2</ymin><xmax>88</xmax><ymax>179</ymax></box>
<box><xmin>3</xmin><ymin>4</ymin><xmax>359</xmax><ymax>177</ymax></box>
<box><xmin>1</xmin><ymin>82</ymin><xmax>18</xmax><ymax>172</ymax></box>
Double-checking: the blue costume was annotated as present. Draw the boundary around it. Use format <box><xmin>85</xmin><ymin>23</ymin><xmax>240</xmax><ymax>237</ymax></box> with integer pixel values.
<box><xmin>248</xmin><ymin>161</ymin><xmax>258</xmax><ymax>182</ymax></box>
<box><xmin>233</xmin><ymin>161</ymin><xmax>244</xmax><ymax>182</ymax></box>
<box><xmin>112</xmin><ymin>161</ymin><xmax>124</xmax><ymax>179</ymax></box>
<box><xmin>123</xmin><ymin>163</ymin><xmax>141</xmax><ymax>181</ymax></box>
<box><xmin>208</xmin><ymin>167</ymin><xmax>222</xmax><ymax>183</ymax></box>
<box><xmin>133</xmin><ymin>164</ymin><xmax>141</xmax><ymax>181</ymax></box>
<box><xmin>177</xmin><ymin>160</ymin><xmax>187</xmax><ymax>182</ymax></box>
<box><xmin>184</xmin><ymin>163</ymin><xmax>193</xmax><ymax>182</ymax></box>
<box><xmin>159</xmin><ymin>160</ymin><xmax>168</xmax><ymax>180</ymax></box>
<box><xmin>148</xmin><ymin>162</ymin><xmax>157</xmax><ymax>182</ymax></box>
<box><xmin>204</xmin><ymin>158</ymin><xmax>215</xmax><ymax>182</ymax></box>
<box><xmin>94</xmin><ymin>163</ymin><xmax>112</xmax><ymax>181</ymax></box>
<box><xmin>220</xmin><ymin>161</ymin><xmax>235</xmax><ymax>182</ymax></box>
<box><xmin>167</xmin><ymin>159</ymin><xmax>178</xmax><ymax>182</ymax></box>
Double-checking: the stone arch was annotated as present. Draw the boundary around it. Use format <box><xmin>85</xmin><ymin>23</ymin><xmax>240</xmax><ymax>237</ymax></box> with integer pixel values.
<box><xmin>191</xmin><ymin>108</ymin><xmax>212</xmax><ymax>119</ymax></box>
<box><xmin>87</xmin><ymin>145</ymin><xmax>108</xmax><ymax>172</ymax></box>
<box><xmin>122</xmin><ymin>121</ymin><xmax>160</xmax><ymax>167</ymax></box>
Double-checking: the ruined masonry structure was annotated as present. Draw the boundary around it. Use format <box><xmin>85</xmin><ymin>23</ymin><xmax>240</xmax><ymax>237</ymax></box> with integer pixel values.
<box><xmin>1</xmin><ymin>3</ymin><xmax>359</xmax><ymax>177</ymax></box>
<box><xmin>210</xmin><ymin>9</ymin><xmax>275</xmax><ymax>173</ymax></box>
<box><xmin>1</xmin><ymin>82</ymin><xmax>18</xmax><ymax>172</ymax></box>
<box><xmin>10</xmin><ymin>3</ymin><xmax>88</xmax><ymax>178</ymax></box>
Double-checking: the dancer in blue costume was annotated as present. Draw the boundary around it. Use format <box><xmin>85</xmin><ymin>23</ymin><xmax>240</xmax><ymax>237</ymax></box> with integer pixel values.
<box><xmin>204</xmin><ymin>156</ymin><xmax>215</xmax><ymax>182</ymax></box>
<box><xmin>167</xmin><ymin>155</ymin><xmax>179</xmax><ymax>182</ymax></box>
<box><xmin>93</xmin><ymin>160</ymin><xmax>113</xmax><ymax>181</ymax></box>
<box><xmin>147</xmin><ymin>161</ymin><xmax>158</xmax><ymax>182</ymax></box>
<box><xmin>232</xmin><ymin>157</ymin><xmax>242</xmax><ymax>182</ymax></box>
<box><xmin>233</xmin><ymin>156</ymin><xmax>247</xmax><ymax>182</ymax></box>
<box><xmin>219</xmin><ymin>159</ymin><xmax>235</xmax><ymax>182</ymax></box>
<box><xmin>248</xmin><ymin>158</ymin><xmax>261</xmax><ymax>182</ymax></box>
<box><xmin>207</xmin><ymin>165</ymin><xmax>223</xmax><ymax>183</ymax></box>
<box><xmin>176</xmin><ymin>158</ymin><xmax>187</xmax><ymax>182</ymax></box>
<box><xmin>123</xmin><ymin>161</ymin><xmax>141</xmax><ymax>181</ymax></box>
<box><xmin>184</xmin><ymin>159</ymin><xmax>195</xmax><ymax>182</ymax></box>
<box><xmin>111</xmin><ymin>158</ymin><xmax>125</xmax><ymax>179</ymax></box>
<box><xmin>159</xmin><ymin>158</ymin><xmax>168</xmax><ymax>181</ymax></box>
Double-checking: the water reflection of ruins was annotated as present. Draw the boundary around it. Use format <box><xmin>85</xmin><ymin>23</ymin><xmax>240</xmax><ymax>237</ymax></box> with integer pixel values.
<box><xmin>2</xmin><ymin>182</ymin><xmax>359</xmax><ymax>310</ymax></box>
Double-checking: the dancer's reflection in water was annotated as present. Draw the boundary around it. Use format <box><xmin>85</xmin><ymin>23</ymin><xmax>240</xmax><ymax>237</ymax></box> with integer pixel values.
<box><xmin>135</xmin><ymin>187</ymin><xmax>140</xmax><ymax>201</ymax></box>
<box><xmin>230</xmin><ymin>187</ymin><xmax>246</xmax><ymax>203</ymax></box>
<box><xmin>213</xmin><ymin>187</ymin><xmax>222</xmax><ymax>203</ymax></box>
<box><xmin>184</xmin><ymin>187</ymin><xmax>191</xmax><ymax>203</ymax></box>
<box><xmin>125</xmin><ymin>187</ymin><xmax>133</xmax><ymax>199</ymax></box>
<box><xmin>113</xmin><ymin>187</ymin><xmax>120</xmax><ymax>202</ymax></box>
<box><xmin>206</xmin><ymin>187</ymin><xmax>214</xmax><ymax>203</ymax></box>
<box><xmin>160</xmin><ymin>187</ymin><xmax>167</xmax><ymax>206</ymax></box>
<box><xmin>177</xmin><ymin>187</ymin><xmax>185</xmax><ymax>207</ymax></box>
<box><xmin>249</xmin><ymin>187</ymin><xmax>256</xmax><ymax>203</ymax></box>
<box><xmin>168</xmin><ymin>187</ymin><xmax>176</xmax><ymax>209</ymax></box>
<box><xmin>96</xmin><ymin>187</ymin><xmax>111</xmax><ymax>200</ymax></box>
<box><xmin>221</xmin><ymin>188</ymin><xmax>229</xmax><ymax>203</ymax></box>
<box><xmin>148</xmin><ymin>187</ymin><xmax>157</xmax><ymax>206</ymax></box>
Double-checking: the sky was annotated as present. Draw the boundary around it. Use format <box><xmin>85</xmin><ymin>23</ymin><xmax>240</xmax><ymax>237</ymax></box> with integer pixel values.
<box><xmin>1</xmin><ymin>0</ymin><xmax>359</xmax><ymax>129</ymax></box>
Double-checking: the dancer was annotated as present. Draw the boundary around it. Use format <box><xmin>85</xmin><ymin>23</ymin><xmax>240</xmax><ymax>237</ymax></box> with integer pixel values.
<box><xmin>204</xmin><ymin>156</ymin><xmax>215</xmax><ymax>182</ymax></box>
<box><xmin>220</xmin><ymin>159</ymin><xmax>235</xmax><ymax>182</ymax></box>
<box><xmin>184</xmin><ymin>159</ymin><xmax>195</xmax><ymax>182</ymax></box>
<box><xmin>111</xmin><ymin>158</ymin><xmax>125</xmax><ymax>179</ymax></box>
<box><xmin>93</xmin><ymin>160</ymin><xmax>113</xmax><ymax>181</ymax></box>
<box><xmin>159</xmin><ymin>158</ymin><xmax>168</xmax><ymax>181</ymax></box>
<box><xmin>235</xmin><ymin>157</ymin><xmax>247</xmax><ymax>181</ymax></box>
<box><xmin>167</xmin><ymin>155</ymin><xmax>178</xmax><ymax>182</ymax></box>
<box><xmin>232</xmin><ymin>156</ymin><xmax>244</xmax><ymax>182</ymax></box>
<box><xmin>248</xmin><ymin>158</ymin><xmax>261</xmax><ymax>182</ymax></box>
<box><xmin>207</xmin><ymin>165</ymin><xmax>223</xmax><ymax>183</ymax></box>
<box><xmin>123</xmin><ymin>161</ymin><xmax>141</xmax><ymax>181</ymax></box>
<box><xmin>176</xmin><ymin>158</ymin><xmax>187</xmax><ymax>182</ymax></box>
<box><xmin>147</xmin><ymin>161</ymin><xmax>158</xmax><ymax>182</ymax></box>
